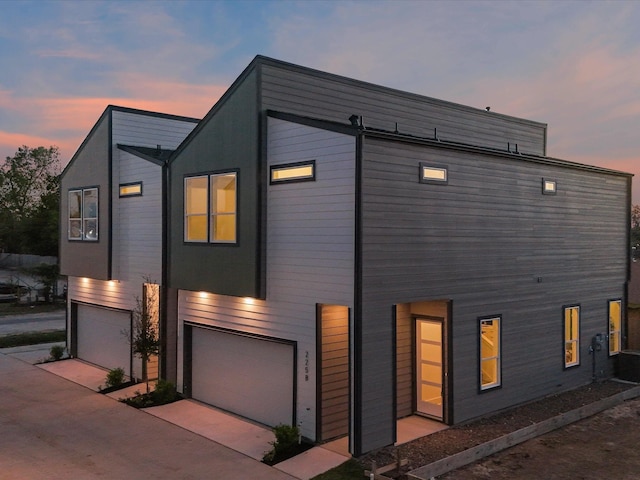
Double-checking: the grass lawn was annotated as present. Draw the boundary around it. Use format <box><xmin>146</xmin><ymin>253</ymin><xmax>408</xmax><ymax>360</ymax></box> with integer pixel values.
<box><xmin>0</xmin><ymin>330</ymin><xmax>66</xmax><ymax>348</ymax></box>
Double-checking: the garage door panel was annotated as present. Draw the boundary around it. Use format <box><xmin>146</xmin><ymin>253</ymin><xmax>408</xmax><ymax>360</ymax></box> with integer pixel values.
<box><xmin>76</xmin><ymin>304</ymin><xmax>131</xmax><ymax>376</ymax></box>
<box><xmin>191</xmin><ymin>327</ymin><xmax>294</xmax><ymax>427</ymax></box>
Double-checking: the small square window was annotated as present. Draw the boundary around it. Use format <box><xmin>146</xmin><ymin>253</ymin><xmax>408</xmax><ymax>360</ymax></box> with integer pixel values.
<box><xmin>542</xmin><ymin>178</ymin><xmax>557</xmax><ymax>195</ymax></box>
<box><xmin>119</xmin><ymin>182</ymin><xmax>142</xmax><ymax>197</ymax></box>
<box><xmin>420</xmin><ymin>163</ymin><xmax>448</xmax><ymax>185</ymax></box>
<box><xmin>270</xmin><ymin>160</ymin><xmax>316</xmax><ymax>184</ymax></box>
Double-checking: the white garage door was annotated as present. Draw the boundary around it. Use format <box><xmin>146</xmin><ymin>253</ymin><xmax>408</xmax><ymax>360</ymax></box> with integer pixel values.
<box><xmin>191</xmin><ymin>326</ymin><xmax>295</xmax><ymax>427</ymax></box>
<box><xmin>76</xmin><ymin>304</ymin><xmax>132</xmax><ymax>376</ymax></box>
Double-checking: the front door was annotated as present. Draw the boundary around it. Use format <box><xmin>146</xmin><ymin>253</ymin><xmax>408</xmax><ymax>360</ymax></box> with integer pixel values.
<box><xmin>416</xmin><ymin>318</ymin><xmax>443</xmax><ymax>419</ymax></box>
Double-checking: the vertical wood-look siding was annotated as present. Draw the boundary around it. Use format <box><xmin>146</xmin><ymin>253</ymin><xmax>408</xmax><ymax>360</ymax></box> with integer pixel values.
<box><xmin>319</xmin><ymin>305</ymin><xmax>350</xmax><ymax>441</ymax></box>
<box><xmin>260</xmin><ymin>63</ymin><xmax>546</xmax><ymax>156</ymax></box>
<box><xmin>395</xmin><ymin>304</ymin><xmax>413</xmax><ymax>418</ymax></box>
<box><xmin>358</xmin><ymin>135</ymin><xmax>629</xmax><ymax>451</ymax></box>
<box><xmin>177</xmin><ymin>118</ymin><xmax>356</xmax><ymax>441</ymax></box>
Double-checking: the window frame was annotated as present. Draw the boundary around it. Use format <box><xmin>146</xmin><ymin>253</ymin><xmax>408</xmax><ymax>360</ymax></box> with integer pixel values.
<box><xmin>270</xmin><ymin>160</ymin><xmax>316</xmax><ymax>185</ymax></box>
<box><xmin>563</xmin><ymin>304</ymin><xmax>581</xmax><ymax>369</ymax></box>
<box><xmin>419</xmin><ymin>162</ymin><xmax>448</xmax><ymax>185</ymax></box>
<box><xmin>68</xmin><ymin>186</ymin><xmax>99</xmax><ymax>242</ymax></box>
<box><xmin>542</xmin><ymin>178</ymin><xmax>557</xmax><ymax>195</ymax></box>
<box><xmin>478</xmin><ymin>315</ymin><xmax>502</xmax><ymax>392</ymax></box>
<box><xmin>119</xmin><ymin>181</ymin><xmax>143</xmax><ymax>198</ymax></box>
<box><xmin>183</xmin><ymin>170</ymin><xmax>238</xmax><ymax>245</ymax></box>
<box><xmin>608</xmin><ymin>299</ymin><xmax>622</xmax><ymax>356</ymax></box>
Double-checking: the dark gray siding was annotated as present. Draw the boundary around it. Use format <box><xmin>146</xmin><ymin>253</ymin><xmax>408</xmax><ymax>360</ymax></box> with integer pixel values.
<box><xmin>169</xmin><ymin>69</ymin><xmax>260</xmax><ymax>297</ymax></box>
<box><xmin>59</xmin><ymin>113</ymin><xmax>110</xmax><ymax>280</ymax></box>
<box><xmin>259</xmin><ymin>61</ymin><xmax>546</xmax><ymax>156</ymax></box>
<box><xmin>358</xmin><ymin>135</ymin><xmax>629</xmax><ymax>452</ymax></box>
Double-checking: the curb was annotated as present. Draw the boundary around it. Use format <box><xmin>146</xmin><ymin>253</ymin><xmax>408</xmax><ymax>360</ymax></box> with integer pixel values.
<box><xmin>407</xmin><ymin>385</ymin><xmax>640</xmax><ymax>479</ymax></box>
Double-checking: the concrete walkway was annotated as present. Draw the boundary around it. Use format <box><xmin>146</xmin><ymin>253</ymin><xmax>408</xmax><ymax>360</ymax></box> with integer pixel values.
<box><xmin>1</xmin><ymin>345</ymin><xmax>350</xmax><ymax>479</ymax></box>
<box><xmin>0</xmin><ymin>353</ymin><xmax>298</xmax><ymax>480</ymax></box>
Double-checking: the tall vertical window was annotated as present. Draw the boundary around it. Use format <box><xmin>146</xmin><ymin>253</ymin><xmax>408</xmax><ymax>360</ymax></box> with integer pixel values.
<box><xmin>479</xmin><ymin>316</ymin><xmax>501</xmax><ymax>390</ymax></box>
<box><xmin>564</xmin><ymin>305</ymin><xmax>580</xmax><ymax>368</ymax></box>
<box><xmin>68</xmin><ymin>187</ymin><xmax>98</xmax><ymax>241</ymax></box>
<box><xmin>609</xmin><ymin>300</ymin><xmax>622</xmax><ymax>356</ymax></box>
<box><xmin>184</xmin><ymin>172</ymin><xmax>237</xmax><ymax>244</ymax></box>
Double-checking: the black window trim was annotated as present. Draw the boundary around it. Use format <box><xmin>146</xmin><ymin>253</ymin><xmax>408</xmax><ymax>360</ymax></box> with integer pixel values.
<box><xmin>68</xmin><ymin>185</ymin><xmax>99</xmax><ymax>242</ymax></box>
<box><xmin>270</xmin><ymin>159</ymin><xmax>316</xmax><ymax>185</ymax></box>
<box><xmin>419</xmin><ymin>162</ymin><xmax>449</xmax><ymax>185</ymax></box>
<box><xmin>119</xmin><ymin>181</ymin><xmax>143</xmax><ymax>198</ymax></box>
<box><xmin>478</xmin><ymin>314</ymin><xmax>502</xmax><ymax>393</ymax></box>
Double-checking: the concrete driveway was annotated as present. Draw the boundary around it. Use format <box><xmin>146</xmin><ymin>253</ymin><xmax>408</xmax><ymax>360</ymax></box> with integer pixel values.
<box><xmin>0</xmin><ymin>353</ymin><xmax>297</xmax><ymax>480</ymax></box>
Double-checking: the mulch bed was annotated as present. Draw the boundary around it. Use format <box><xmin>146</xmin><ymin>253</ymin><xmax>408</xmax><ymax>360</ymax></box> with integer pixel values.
<box><xmin>357</xmin><ymin>380</ymin><xmax>635</xmax><ymax>479</ymax></box>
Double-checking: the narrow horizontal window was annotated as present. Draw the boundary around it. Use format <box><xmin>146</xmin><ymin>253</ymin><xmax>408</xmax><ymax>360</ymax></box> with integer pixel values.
<box><xmin>542</xmin><ymin>178</ymin><xmax>557</xmax><ymax>195</ymax></box>
<box><xmin>119</xmin><ymin>182</ymin><xmax>142</xmax><ymax>197</ymax></box>
<box><xmin>270</xmin><ymin>160</ymin><xmax>316</xmax><ymax>184</ymax></box>
<box><xmin>420</xmin><ymin>163</ymin><xmax>448</xmax><ymax>185</ymax></box>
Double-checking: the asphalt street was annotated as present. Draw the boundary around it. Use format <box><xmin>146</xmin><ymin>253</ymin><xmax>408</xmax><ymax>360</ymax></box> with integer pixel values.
<box><xmin>0</xmin><ymin>309</ymin><xmax>65</xmax><ymax>335</ymax></box>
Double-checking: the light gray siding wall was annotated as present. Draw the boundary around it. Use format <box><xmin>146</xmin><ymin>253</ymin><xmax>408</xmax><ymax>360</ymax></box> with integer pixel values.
<box><xmin>177</xmin><ymin>118</ymin><xmax>356</xmax><ymax>441</ymax></box>
<box><xmin>358</xmin><ymin>135</ymin><xmax>629</xmax><ymax>451</ymax></box>
<box><xmin>111</xmin><ymin>110</ymin><xmax>198</xmax><ymax>149</ymax></box>
<box><xmin>112</xmin><ymin>150</ymin><xmax>162</xmax><ymax>284</ymax></box>
<box><xmin>260</xmin><ymin>63</ymin><xmax>546</xmax><ymax>156</ymax></box>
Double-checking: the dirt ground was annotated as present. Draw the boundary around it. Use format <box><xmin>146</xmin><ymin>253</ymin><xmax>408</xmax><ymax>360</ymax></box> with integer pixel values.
<box><xmin>440</xmin><ymin>397</ymin><xmax>640</xmax><ymax>480</ymax></box>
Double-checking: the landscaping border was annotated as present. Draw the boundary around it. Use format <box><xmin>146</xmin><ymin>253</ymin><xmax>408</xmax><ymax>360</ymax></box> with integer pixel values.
<box><xmin>408</xmin><ymin>384</ymin><xmax>640</xmax><ymax>479</ymax></box>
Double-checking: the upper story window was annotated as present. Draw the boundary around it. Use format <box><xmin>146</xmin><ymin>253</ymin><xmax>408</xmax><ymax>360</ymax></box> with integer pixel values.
<box><xmin>184</xmin><ymin>171</ymin><xmax>237</xmax><ymax>244</ymax></box>
<box><xmin>420</xmin><ymin>163</ymin><xmax>448</xmax><ymax>185</ymax></box>
<box><xmin>542</xmin><ymin>178</ymin><xmax>557</xmax><ymax>195</ymax></box>
<box><xmin>119</xmin><ymin>182</ymin><xmax>142</xmax><ymax>197</ymax></box>
<box><xmin>68</xmin><ymin>187</ymin><xmax>98</xmax><ymax>241</ymax></box>
<box><xmin>270</xmin><ymin>160</ymin><xmax>316</xmax><ymax>184</ymax></box>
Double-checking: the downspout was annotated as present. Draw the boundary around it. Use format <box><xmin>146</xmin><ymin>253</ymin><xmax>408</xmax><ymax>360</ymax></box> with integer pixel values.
<box><xmin>159</xmin><ymin>157</ymin><xmax>169</xmax><ymax>380</ymax></box>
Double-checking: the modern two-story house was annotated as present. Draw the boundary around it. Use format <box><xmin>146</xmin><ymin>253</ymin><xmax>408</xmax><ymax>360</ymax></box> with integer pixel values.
<box><xmin>61</xmin><ymin>57</ymin><xmax>632</xmax><ymax>456</ymax></box>
<box><xmin>60</xmin><ymin>105</ymin><xmax>198</xmax><ymax>380</ymax></box>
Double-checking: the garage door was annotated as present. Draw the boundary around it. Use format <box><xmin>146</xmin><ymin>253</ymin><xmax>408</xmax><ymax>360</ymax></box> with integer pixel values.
<box><xmin>76</xmin><ymin>304</ymin><xmax>132</xmax><ymax>376</ymax></box>
<box><xmin>190</xmin><ymin>326</ymin><xmax>295</xmax><ymax>427</ymax></box>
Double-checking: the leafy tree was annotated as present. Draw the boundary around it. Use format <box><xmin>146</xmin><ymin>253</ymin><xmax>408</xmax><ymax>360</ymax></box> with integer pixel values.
<box><xmin>130</xmin><ymin>283</ymin><xmax>160</xmax><ymax>393</ymax></box>
<box><xmin>0</xmin><ymin>146</ymin><xmax>60</xmax><ymax>254</ymax></box>
<box><xmin>632</xmin><ymin>204</ymin><xmax>640</xmax><ymax>259</ymax></box>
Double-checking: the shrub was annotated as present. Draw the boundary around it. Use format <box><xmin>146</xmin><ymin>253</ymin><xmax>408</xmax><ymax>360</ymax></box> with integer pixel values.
<box><xmin>263</xmin><ymin>424</ymin><xmax>302</xmax><ymax>464</ymax></box>
<box><xmin>152</xmin><ymin>379</ymin><xmax>178</xmax><ymax>405</ymax></box>
<box><xmin>49</xmin><ymin>344</ymin><xmax>65</xmax><ymax>361</ymax></box>
<box><xmin>105</xmin><ymin>367</ymin><xmax>126</xmax><ymax>388</ymax></box>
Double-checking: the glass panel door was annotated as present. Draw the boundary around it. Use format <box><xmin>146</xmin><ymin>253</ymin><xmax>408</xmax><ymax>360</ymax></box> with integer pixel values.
<box><xmin>416</xmin><ymin>318</ymin><xmax>443</xmax><ymax>419</ymax></box>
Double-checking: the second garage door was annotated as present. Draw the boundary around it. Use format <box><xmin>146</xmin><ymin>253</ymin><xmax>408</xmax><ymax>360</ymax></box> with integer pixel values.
<box><xmin>190</xmin><ymin>326</ymin><xmax>295</xmax><ymax>427</ymax></box>
<box><xmin>76</xmin><ymin>303</ymin><xmax>132</xmax><ymax>376</ymax></box>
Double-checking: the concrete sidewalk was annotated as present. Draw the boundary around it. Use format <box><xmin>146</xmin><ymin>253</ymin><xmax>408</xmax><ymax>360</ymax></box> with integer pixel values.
<box><xmin>0</xmin><ymin>346</ymin><xmax>347</xmax><ymax>480</ymax></box>
<box><xmin>0</xmin><ymin>353</ymin><xmax>298</xmax><ymax>480</ymax></box>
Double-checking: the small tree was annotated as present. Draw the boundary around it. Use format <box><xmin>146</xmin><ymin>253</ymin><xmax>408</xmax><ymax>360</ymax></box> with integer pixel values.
<box><xmin>131</xmin><ymin>282</ymin><xmax>160</xmax><ymax>393</ymax></box>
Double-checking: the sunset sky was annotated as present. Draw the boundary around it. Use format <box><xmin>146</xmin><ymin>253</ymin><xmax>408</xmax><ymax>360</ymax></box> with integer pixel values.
<box><xmin>1</xmin><ymin>0</ymin><xmax>638</xmax><ymax>202</ymax></box>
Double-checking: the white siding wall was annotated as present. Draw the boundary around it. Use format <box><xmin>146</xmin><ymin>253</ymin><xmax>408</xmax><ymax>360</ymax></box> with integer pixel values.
<box><xmin>178</xmin><ymin>117</ymin><xmax>356</xmax><ymax>440</ymax></box>
<box><xmin>112</xmin><ymin>150</ymin><xmax>163</xmax><ymax>284</ymax></box>
<box><xmin>68</xmin><ymin>110</ymin><xmax>197</xmax><ymax>378</ymax></box>
<box><xmin>111</xmin><ymin>110</ymin><xmax>197</xmax><ymax>150</ymax></box>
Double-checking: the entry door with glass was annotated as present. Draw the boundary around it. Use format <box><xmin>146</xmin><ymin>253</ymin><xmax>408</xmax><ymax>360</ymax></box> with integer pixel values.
<box><xmin>416</xmin><ymin>318</ymin><xmax>443</xmax><ymax>419</ymax></box>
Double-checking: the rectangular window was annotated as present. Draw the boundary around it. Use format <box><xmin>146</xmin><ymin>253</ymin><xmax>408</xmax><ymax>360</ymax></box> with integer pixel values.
<box><xmin>270</xmin><ymin>160</ymin><xmax>316</xmax><ymax>184</ymax></box>
<box><xmin>480</xmin><ymin>316</ymin><xmax>501</xmax><ymax>390</ymax></box>
<box><xmin>609</xmin><ymin>300</ymin><xmax>622</xmax><ymax>356</ymax></box>
<box><xmin>564</xmin><ymin>305</ymin><xmax>580</xmax><ymax>368</ymax></box>
<box><xmin>119</xmin><ymin>182</ymin><xmax>142</xmax><ymax>197</ymax></box>
<box><xmin>542</xmin><ymin>178</ymin><xmax>557</xmax><ymax>195</ymax></box>
<box><xmin>68</xmin><ymin>187</ymin><xmax>98</xmax><ymax>241</ymax></box>
<box><xmin>420</xmin><ymin>163</ymin><xmax>448</xmax><ymax>184</ymax></box>
<box><xmin>184</xmin><ymin>172</ymin><xmax>237</xmax><ymax>244</ymax></box>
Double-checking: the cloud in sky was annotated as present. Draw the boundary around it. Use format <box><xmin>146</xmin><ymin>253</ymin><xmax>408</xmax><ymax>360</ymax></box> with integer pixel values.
<box><xmin>0</xmin><ymin>0</ymin><xmax>638</xmax><ymax>202</ymax></box>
